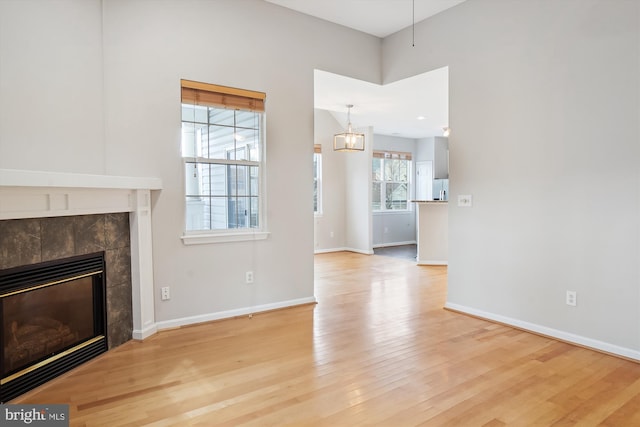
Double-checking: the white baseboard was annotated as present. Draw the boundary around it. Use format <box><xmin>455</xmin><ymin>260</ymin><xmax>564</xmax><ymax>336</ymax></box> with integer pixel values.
<box><xmin>417</xmin><ymin>259</ymin><xmax>448</xmax><ymax>265</ymax></box>
<box><xmin>314</xmin><ymin>247</ymin><xmax>348</xmax><ymax>254</ymax></box>
<box><xmin>132</xmin><ymin>324</ymin><xmax>158</xmax><ymax>340</ymax></box>
<box><xmin>154</xmin><ymin>297</ymin><xmax>318</xmax><ymax>331</ymax></box>
<box><xmin>444</xmin><ymin>302</ymin><xmax>640</xmax><ymax>362</ymax></box>
<box><xmin>314</xmin><ymin>247</ymin><xmax>374</xmax><ymax>255</ymax></box>
<box><xmin>345</xmin><ymin>247</ymin><xmax>374</xmax><ymax>255</ymax></box>
<box><xmin>373</xmin><ymin>241</ymin><xmax>416</xmax><ymax>248</ymax></box>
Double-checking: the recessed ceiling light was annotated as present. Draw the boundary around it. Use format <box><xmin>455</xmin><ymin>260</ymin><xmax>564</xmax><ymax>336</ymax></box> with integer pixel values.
<box><xmin>417</xmin><ymin>116</ymin><xmax>426</xmax><ymax>120</ymax></box>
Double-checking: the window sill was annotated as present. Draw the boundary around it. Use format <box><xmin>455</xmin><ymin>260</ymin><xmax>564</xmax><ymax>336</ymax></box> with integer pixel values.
<box><xmin>181</xmin><ymin>231</ymin><xmax>270</xmax><ymax>245</ymax></box>
<box><xmin>372</xmin><ymin>210</ymin><xmax>413</xmax><ymax>215</ymax></box>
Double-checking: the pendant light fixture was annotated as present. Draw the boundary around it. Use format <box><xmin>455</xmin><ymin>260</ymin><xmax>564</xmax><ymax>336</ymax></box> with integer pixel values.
<box><xmin>333</xmin><ymin>104</ymin><xmax>365</xmax><ymax>151</ymax></box>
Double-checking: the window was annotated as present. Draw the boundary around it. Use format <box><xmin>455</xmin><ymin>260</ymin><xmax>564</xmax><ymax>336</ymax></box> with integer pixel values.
<box><xmin>313</xmin><ymin>144</ymin><xmax>322</xmax><ymax>214</ymax></box>
<box><xmin>180</xmin><ymin>79</ymin><xmax>266</xmax><ymax>241</ymax></box>
<box><xmin>372</xmin><ymin>151</ymin><xmax>412</xmax><ymax>211</ymax></box>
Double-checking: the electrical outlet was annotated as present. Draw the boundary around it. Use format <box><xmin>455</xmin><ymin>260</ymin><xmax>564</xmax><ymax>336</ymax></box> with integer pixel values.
<box><xmin>458</xmin><ymin>195</ymin><xmax>473</xmax><ymax>207</ymax></box>
<box><xmin>245</xmin><ymin>271</ymin><xmax>254</xmax><ymax>284</ymax></box>
<box><xmin>566</xmin><ymin>290</ymin><xmax>577</xmax><ymax>307</ymax></box>
<box><xmin>161</xmin><ymin>286</ymin><xmax>170</xmax><ymax>301</ymax></box>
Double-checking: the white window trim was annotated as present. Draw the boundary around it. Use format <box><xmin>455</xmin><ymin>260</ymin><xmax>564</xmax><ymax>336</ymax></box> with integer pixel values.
<box><xmin>181</xmin><ymin>230</ymin><xmax>270</xmax><ymax>245</ymax></box>
<box><xmin>372</xmin><ymin>209</ymin><xmax>413</xmax><ymax>216</ymax></box>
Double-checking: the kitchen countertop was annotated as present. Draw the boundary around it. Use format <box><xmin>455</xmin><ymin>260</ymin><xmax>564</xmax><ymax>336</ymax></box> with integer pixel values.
<box><xmin>411</xmin><ymin>200</ymin><xmax>448</xmax><ymax>203</ymax></box>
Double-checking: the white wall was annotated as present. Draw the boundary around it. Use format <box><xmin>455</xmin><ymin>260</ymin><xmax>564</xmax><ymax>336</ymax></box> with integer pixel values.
<box><xmin>372</xmin><ymin>134</ymin><xmax>417</xmax><ymax>247</ymax></box>
<box><xmin>0</xmin><ymin>0</ymin><xmax>382</xmax><ymax>325</ymax></box>
<box><xmin>384</xmin><ymin>0</ymin><xmax>640</xmax><ymax>357</ymax></box>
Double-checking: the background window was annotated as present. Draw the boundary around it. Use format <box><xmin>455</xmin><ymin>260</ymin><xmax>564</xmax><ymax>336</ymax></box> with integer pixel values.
<box><xmin>314</xmin><ymin>144</ymin><xmax>322</xmax><ymax>214</ymax></box>
<box><xmin>372</xmin><ymin>151</ymin><xmax>411</xmax><ymax>211</ymax></box>
<box><xmin>181</xmin><ymin>80</ymin><xmax>265</xmax><ymax>232</ymax></box>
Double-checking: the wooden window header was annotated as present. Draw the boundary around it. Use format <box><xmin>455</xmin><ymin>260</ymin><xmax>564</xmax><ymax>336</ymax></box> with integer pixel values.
<box><xmin>373</xmin><ymin>151</ymin><xmax>412</xmax><ymax>160</ymax></box>
<box><xmin>181</xmin><ymin>79</ymin><xmax>266</xmax><ymax>112</ymax></box>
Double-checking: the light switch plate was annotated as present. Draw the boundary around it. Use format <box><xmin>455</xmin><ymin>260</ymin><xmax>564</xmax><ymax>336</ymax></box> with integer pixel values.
<box><xmin>458</xmin><ymin>195</ymin><xmax>473</xmax><ymax>207</ymax></box>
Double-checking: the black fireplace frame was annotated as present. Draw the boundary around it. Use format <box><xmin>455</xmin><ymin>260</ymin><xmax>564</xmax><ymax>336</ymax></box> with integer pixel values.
<box><xmin>0</xmin><ymin>252</ymin><xmax>108</xmax><ymax>402</ymax></box>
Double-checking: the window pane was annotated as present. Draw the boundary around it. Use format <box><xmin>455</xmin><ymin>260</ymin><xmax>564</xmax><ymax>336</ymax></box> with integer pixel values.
<box><xmin>181</xmin><ymin>104</ymin><xmax>207</xmax><ymax>123</ymax></box>
<box><xmin>313</xmin><ymin>154</ymin><xmax>319</xmax><ymax>181</ymax></box>
<box><xmin>236</xmin><ymin>165</ymin><xmax>249</xmax><ymax>197</ymax></box>
<box><xmin>313</xmin><ymin>154</ymin><xmax>318</xmax><ymax>212</ymax></box>
<box><xmin>386</xmin><ymin>183</ymin><xmax>408</xmax><ymax>210</ymax></box>
<box><xmin>313</xmin><ymin>177</ymin><xmax>318</xmax><ymax>212</ymax></box>
<box><xmin>211</xmin><ymin>197</ymin><xmax>228</xmax><ymax>229</ymax></box>
<box><xmin>208</xmin><ymin>125</ymin><xmax>234</xmax><ymax>159</ymax></box>
<box><xmin>186</xmin><ymin>196</ymin><xmax>210</xmax><ymax>231</ymax></box>
<box><xmin>228</xmin><ymin>196</ymin><xmax>248</xmax><ymax>228</ymax></box>
<box><xmin>209</xmin><ymin>108</ymin><xmax>234</xmax><ymax>126</ymax></box>
<box><xmin>235</xmin><ymin>129</ymin><xmax>258</xmax><ymax>161</ymax></box>
<box><xmin>181</xmin><ymin>123</ymin><xmax>207</xmax><ymax>157</ymax></box>
<box><xmin>385</xmin><ymin>159</ymin><xmax>407</xmax><ymax>182</ymax></box>
<box><xmin>250</xmin><ymin>197</ymin><xmax>259</xmax><ymax>228</ymax></box>
<box><xmin>185</xmin><ymin>163</ymin><xmax>227</xmax><ymax>197</ymax></box>
<box><xmin>185</xmin><ymin>163</ymin><xmax>200</xmax><ymax>195</ymax></box>
<box><xmin>249</xmin><ymin>166</ymin><xmax>259</xmax><ymax>196</ymax></box>
<box><xmin>236</xmin><ymin>110</ymin><xmax>259</xmax><ymax>128</ymax></box>
<box><xmin>209</xmin><ymin>164</ymin><xmax>227</xmax><ymax>196</ymax></box>
<box><xmin>372</xmin><ymin>158</ymin><xmax>382</xmax><ymax>181</ymax></box>
<box><xmin>372</xmin><ymin>182</ymin><xmax>381</xmax><ymax>210</ymax></box>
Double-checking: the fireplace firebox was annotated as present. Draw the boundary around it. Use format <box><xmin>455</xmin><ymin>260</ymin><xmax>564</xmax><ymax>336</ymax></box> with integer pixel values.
<box><xmin>0</xmin><ymin>252</ymin><xmax>108</xmax><ymax>402</ymax></box>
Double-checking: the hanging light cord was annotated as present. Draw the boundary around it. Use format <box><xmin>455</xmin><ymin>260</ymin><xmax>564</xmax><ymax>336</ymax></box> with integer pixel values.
<box><xmin>412</xmin><ymin>0</ymin><xmax>415</xmax><ymax>47</ymax></box>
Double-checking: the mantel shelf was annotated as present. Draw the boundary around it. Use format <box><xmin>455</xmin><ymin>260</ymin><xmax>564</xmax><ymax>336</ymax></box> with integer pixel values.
<box><xmin>0</xmin><ymin>169</ymin><xmax>162</xmax><ymax>190</ymax></box>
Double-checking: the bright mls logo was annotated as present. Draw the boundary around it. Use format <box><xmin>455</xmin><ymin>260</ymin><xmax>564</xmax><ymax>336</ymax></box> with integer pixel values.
<box><xmin>1</xmin><ymin>405</ymin><xmax>69</xmax><ymax>426</ymax></box>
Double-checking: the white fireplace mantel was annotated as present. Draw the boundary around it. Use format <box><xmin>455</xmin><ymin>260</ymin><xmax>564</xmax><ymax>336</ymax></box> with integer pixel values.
<box><xmin>0</xmin><ymin>168</ymin><xmax>163</xmax><ymax>340</ymax></box>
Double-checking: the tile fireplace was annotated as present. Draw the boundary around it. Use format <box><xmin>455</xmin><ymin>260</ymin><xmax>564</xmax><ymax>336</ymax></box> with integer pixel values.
<box><xmin>0</xmin><ymin>169</ymin><xmax>161</xmax><ymax>400</ymax></box>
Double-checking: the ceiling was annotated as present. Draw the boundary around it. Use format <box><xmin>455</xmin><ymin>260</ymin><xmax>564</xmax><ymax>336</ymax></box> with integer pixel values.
<box><xmin>264</xmin><ymin>0</ymin><xmax>467</xmax><ymax>38</ymax></box>
<box><xmin>314</xmin><ymin>67</ymin><xmax>448</xmax><ymax>140</ymax></box>
<box><xmin>265</xmin><ymin>0</ymin><xmax>463</xmax><ymax>139</ymax></box>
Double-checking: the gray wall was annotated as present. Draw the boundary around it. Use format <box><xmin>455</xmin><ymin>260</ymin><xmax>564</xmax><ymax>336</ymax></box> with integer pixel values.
<box><xmin>384</xmin><ymin>0</ymin><xmax>640</xmax><ymax>354</ymax></box>
<box><xmin>313</xmin><ymin>110</ymin><xmax>373</xmax><ymax>254</ymax></box>
<box><xmin>314</xmin><ymin>109</ymin><xmax>347</xmax><ymax>252</ymax></box>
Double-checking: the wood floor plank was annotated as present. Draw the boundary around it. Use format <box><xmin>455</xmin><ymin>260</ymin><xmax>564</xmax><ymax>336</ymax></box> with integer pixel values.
<box><xmin>11</xmin><ymin>251</ymin><xmax>640</xmax><ymax>425</ymax></box>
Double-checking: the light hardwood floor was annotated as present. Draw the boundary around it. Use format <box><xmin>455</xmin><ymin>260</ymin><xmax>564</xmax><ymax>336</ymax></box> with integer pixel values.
<box><xmin>14</xmin><ymin>251</ymin><xmax>640</xmax><ymax>426</ymax></box>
